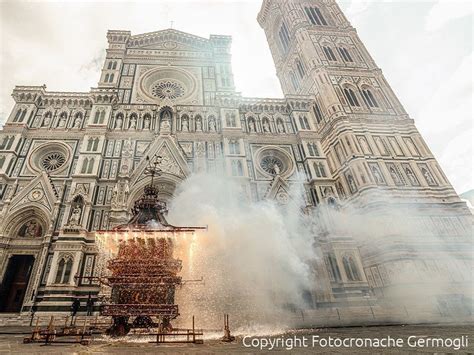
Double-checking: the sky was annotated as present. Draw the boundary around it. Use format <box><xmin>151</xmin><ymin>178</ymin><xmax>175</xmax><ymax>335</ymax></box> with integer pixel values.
<box><xmin>0</xmin><ymin>0</ymin><xmax>472</xmax><ymax>194</ymax></box>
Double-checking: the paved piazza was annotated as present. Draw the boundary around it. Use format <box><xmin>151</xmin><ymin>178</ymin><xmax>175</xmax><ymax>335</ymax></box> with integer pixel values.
<box><xmin>0</xmin><ymin>324</ymin><xmax>472</xmax><ymax>354</ymax></box>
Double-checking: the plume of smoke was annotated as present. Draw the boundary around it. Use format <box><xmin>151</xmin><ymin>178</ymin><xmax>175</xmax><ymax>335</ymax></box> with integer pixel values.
<box><xmin>167</xmin><ymin>173</ymin><xmax>316</xmax><ymax>329</ymax></box>
<box><xmin>166</xmin><ymin>172</ymin><xmax>473</xmax><ymax>330</ymax></box>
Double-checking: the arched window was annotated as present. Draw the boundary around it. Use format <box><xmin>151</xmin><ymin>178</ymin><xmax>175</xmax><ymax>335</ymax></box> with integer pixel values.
<box><xmin>278</xmin><ymin>21</ymin><xmax>291</xmax><ymax>52</ymax></box>
<box><xmin>343</xmin><ymin>255</ymin><xmax>361</xmax><ymax>281</ymax></box>
<box><xmin>20</xmin><ymin>109</ymin><xmax>27</xmax><ymax>122</ymax></box>
<box><xmin>13</xmin><ymin>108</ymin><xmax>22</xmax><ymax>122</ymax></box>
<box><xmin>338</xmin><ymin>47</ymin><xmax>353</xmax><ymax>62</ymax></box>
<box><xmin>323</xmin><ymin>46</ymin><xmax>337</xmax><ymax>61</ymax></box>
<box><xmin>362</xmin><ymin>88</ymin><xmax>379</xmax><ymax>108</ymax></box>
<box><xmin>313</xmin><ymin>162</ymin><xmax>321</xmax><ymax>178</ymax></box>
<box><xmin>299</xmin><ymin>116</ymin><xmax>305</xmax><ymax>130</ymax></box>
<box><xmin>307</xmin><ymin>143</ymin><xmax>319</xmax><ymax>157</ymax></box>
<box><xmin>87</xmin><ymin>158</ymin><xmax>95</xmax><ymax>174</ymax></box>
<box><xmin>302</xmin><ymin>116</ymin><xmax>310</xmax><ymax>130</ymax></box>
<box><xmin>343</xmin><ymin>87</ymin><xmax>360</xmax><ymax>107</ymax></box>
<box><xmin>304</xmin><ymin>6</ymin><xmax>328</xmax><ymax>26</ymax></box>
<box><xmin>336</xmin><ymin>182</ymin><xmax>346</xmax><ymax>199</ymax></box>
<box><xmin>104</xmin><ymin>73</ymin><xmax>110</xmax><ymax>82</ymax></box>
<box><xmin>231</xmin><ymin>160</ymin><xmax>243</xmax><ymax>176</ymax></box>
<box><xmin>86</xmin><ymin>138</ymin><xmax>93</xmax><ymax>151</ymax></box>
<box><xmin>328</xmin><ymin>254</ymin><xmax>341</xmax><ymax>281</ymax></box>
<box><xmin>290</xmin><ymin>71</ymin><xmax>299</xmax><ymax>91</ymax></box>
<box><xmin>229</xmin><ymin>140</ymin><xmax>240</xmax><ymax>155</ymax></box>
<box><xmin>313</xmin><ymin>102</ymin><xmax>324</xmax><ymax>124</ymax></box>
<box><xmin>107</xmin><ymin>61</ymin><xmax>112</xmax><ymax>70</ymax></box>
<box><xmin>92</xmin><ymin>138</ymin><xmax>99</xmax><ymax>151</ymax></box>
<box><xmin>94</xmin><ymin>111</ymin><xmax>100</xmax><ymax>124</ymax></box>
<box><xmin>112</xmin><ymin>61</ymin><xmax>117</xmax><ymax>70</ymax></box>
<box><xmin>81</xmin><ymin>158</ymin><xmax>95</xmax><ymax>174</ymax></box>
<box><xmin>319</xmin><ymin>163</ymin><xmax>327</xmax><ymax>177</ymax></box>
<box><xmin>55</xmin><ymin>256</ymin><xmax>73</xmax><ymax>284</ymax></box>
<box><xmin>225</xmin><ymin>113</ymin><xmax>237</xmax><ymax>128</ymax></box>
<box><xmin>99</xmin><ymin>110</ymin><xmax>106</xmax><ymax>124</ymax></box>
<box><xmin>81</xmin><ymin>158</ymin><xmax>89</xmax><ymax>174</ymax></box>
<box><xmin>296</xmin><ymin>59</ymin><xmax>305</xmax><ymax>79</ymax></box>
<box><xmin>109</xmin><ymin>74</ymin><xmax>114</xmax><ymax>83</ymax></box>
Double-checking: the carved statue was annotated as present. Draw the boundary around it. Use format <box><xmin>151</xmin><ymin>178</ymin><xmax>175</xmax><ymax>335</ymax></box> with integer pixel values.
<box><xmin>209</xmin><ymin>118</ymin><xmax>216</xmax><ymax>132</ymax></box>
<box><xmin>371</xmin><ymin>166</ymin><xmax>383</xmax><ymax>184</ymax></box>
<box><xmin>196</xmin><ymin>118</ymin><xmax>202</xmax><ymax>131</ymax></box>
<box><xmin>111</xmin><ymin>184</ymin><xmax>119</xmax><ymax>208</ymax></box>
<box><xmin>277</xmin><ymin>120</ymin><xmax>285</xmax><ymax>133</ymax></box>
<box><xmin>422</xmin><ymin>168</ymin><xmax>435</xmax><ymax>185</ymax></box>
<box><xmin>160</xmin><ymin>110</ymin><xmax>171</xmax><ymax>133</ymax></box>
<box><xmin>124</xmin><ymin>181</ymin><xmax>130</xmax><ymax>202</ymax></box>
<box><xmin>348</xmin><ymin>174</ymin><xmax>357</xmax><ymax>192</ymax></box>
<box><xmin>248</xmin><ymin>120</ymin><xmax>256</xmax><ymax>133</ymax></box>
<box><xmin>115</xmin><ymin>116</ymin><xmax>123</xmax><ymax>129</ymax></box>
<box><xmin>74</xmin><ymin>117</ymin><xmax>82</xmax><ymax>128</ymax></box>
<box><xmin>69</xmin><ymin>206</ymin><xmax>82</xmax><ymax>226</ymax></box>
<box><xmin>42</xmin><ymin>116</ymin><xmax>51</xmax><ymax>127</ymax></box>
<box><xmin>122</xmin><ymin>138</ymin><xmax>133</xmax><ymax>158</ymax></box>
<box><xmin>262</xmin><ymin>120</ymin><xmax>270</xmax><ymax>133</ymax></box>
<box><xmin>181</xmin><ymin>118</ymin><xmax>189</xmax><ymax>132</ymax></box>
<box><xmin>406</xmin><ymin>168</ymin><xmax>418</xmax><ymax>185</ymax></box>
<box><xmin>129</xmin><ymin>116</ymin><xmax>137</xmax><ymax>129</ymax></box>
<box><xmin>389</xmin><ymin>168</ymin><xmax>401</xmax><ymax>184</ymax></box>
<box><xmin>143</xmin><ymin>117</ymin><xmax>150</xmax><ymax>129</ymax></box>
<box><xmin>58</xmin><ymin>115</ymin><xmax>67</xmax><ymax>128</ymax></box>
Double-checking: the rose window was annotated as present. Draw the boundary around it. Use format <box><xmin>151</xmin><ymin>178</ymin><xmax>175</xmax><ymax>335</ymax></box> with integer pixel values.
<box><xmin>41</xmin><ymin>152</ymin><xmax>66</xmax><ymax>172</ymax></box>
<box><xmin>260</xmin><ymin>156</ymin><xmax>284</xmax><ymax>175</ymax></box>
<box><xmin>151</xmin><ymin>81</ymin><xmax>185</xmax><ymax>100</ymax></box>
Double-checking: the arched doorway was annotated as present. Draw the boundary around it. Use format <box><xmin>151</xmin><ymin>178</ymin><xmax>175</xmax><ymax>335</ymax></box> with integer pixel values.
<box><xmin>0</xmin><ymin>209</ymin><xmax>48</xmax><ymax>313</ymax></box>
<box><xmin>0</xmin><ymin>255</ymin><xmax>35</xmax><ymax>312</ymax></box>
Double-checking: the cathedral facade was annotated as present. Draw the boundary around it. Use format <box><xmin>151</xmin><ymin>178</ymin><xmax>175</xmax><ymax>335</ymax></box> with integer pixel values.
<box><xmin>0</xmin><ymin>0</ymin><xmax>471</xmax><ymax>317</ymax></box>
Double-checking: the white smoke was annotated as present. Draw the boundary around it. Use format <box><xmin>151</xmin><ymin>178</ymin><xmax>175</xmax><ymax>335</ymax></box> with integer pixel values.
<box><xmin>164</xmin><ymin>172</ymin><xmax>472</xmax><ymax>331</ymax></box>
<box><xmin>167</xmin><ymin>173</ymin><xmax>317</xmax><ymax>329</ymax></box>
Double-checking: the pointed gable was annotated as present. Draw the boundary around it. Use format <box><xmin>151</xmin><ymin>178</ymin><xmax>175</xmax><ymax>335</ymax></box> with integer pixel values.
<box><xmin>127</xmin><ymin>29</ymin><xmax>211</xmax><ymax>51</ymax></box>
<box><xmin>130</xmin><ymin>136</ymin><xmax>190</xmax><ymax>186</ymax></box>
<box><xmin>8</xmin><ymin>172</ymin><xmax>59</xmax><ymax>214</ymax></box>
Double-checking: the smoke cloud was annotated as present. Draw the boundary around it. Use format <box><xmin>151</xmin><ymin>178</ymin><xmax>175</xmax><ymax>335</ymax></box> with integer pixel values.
<box><xmin>166</xmin><ymin>172</ymin><xmax>472</xmax><ymax>331</ymax></box>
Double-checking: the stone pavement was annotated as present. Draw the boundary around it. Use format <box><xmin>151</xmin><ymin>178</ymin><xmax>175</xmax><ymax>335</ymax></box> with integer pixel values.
<box><xmin>0</xmin><ymin>324</ymin><xmax>472</xmax><ymax>354</ymax></box>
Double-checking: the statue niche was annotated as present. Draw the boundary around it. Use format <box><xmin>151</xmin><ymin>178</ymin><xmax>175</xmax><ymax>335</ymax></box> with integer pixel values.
<box><xmin>68</xmin><ymin>195</ymin><xmax>84</xmax><ymax>227</ymax></box>
<box><xmin>159</xmin><ymin>108</ymin><xmax>172</xmax><ymax>134</ymax></box>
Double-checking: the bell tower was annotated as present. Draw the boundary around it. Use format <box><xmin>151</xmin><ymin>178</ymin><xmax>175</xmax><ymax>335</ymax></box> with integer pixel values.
<box><xmin>258</xmin><ymin>0</ymin><xmax>408</xmax><ymax>125</ymax></box>
<box><xmin>257</xmin><ymin>0</ymin><xmax>463</xmax><ymax>211</ymax></box>
<box><xmin>258</xmin><ymin>0</ymin><xmax>472</xmax><ymax>308</ymax></box>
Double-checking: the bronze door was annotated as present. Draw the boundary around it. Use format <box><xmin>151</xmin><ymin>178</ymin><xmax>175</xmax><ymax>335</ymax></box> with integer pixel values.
<box><xmin>0</xmin><ymin>255</ymin><xmax>35</xmax><ymax>312</ymax></box>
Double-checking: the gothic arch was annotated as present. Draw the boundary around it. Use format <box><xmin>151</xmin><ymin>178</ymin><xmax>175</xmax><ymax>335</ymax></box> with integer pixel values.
<box><xmin>1</xmin><ymin>206</ymin><xmax>50</xmax><ymax>238</ymax></box>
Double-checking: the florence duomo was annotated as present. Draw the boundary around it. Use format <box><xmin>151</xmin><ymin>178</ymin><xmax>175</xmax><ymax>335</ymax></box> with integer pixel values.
<box><xmin>0</xmin><ymin>0</ymin><xmax>472</xmax><ymax>333</ymax></box>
